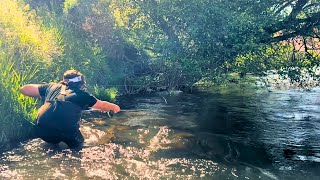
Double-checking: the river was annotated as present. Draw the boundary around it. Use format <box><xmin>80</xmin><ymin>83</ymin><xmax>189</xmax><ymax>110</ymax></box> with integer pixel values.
<box><xmin>1</xmin><ymin>86</ymin><xmax>320</xmax><ymax>179</ymax></box>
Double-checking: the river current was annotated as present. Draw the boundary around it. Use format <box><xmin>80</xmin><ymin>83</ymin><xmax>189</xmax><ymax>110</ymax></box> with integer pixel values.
<box><xmin>1</xmin><ymin>86</ymin><xmax>320</xmax><ymax>179</ymax></box>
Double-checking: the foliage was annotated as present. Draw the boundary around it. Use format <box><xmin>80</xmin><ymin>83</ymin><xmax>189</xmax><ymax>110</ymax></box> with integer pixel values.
<box><xmin>0</xmin><ymin>0</ymin><xmax>62</xmax><ymax>63</ymax></box>
<box><xmin>107</xmin><ymin>0</ymin><xmax>269</xmax><ymax>86</ymax></box>
<box><xmin>0</xmin><ymin>52</ymin><xmax>39</xmax><ymax>143</ymax></box>
<box><xmin>92</xmin><ymin>85</ymin><xmax>118</xmax><ymax>102</ymax></box>
<box><xmin>234</xmin><ymin>43</ymin><xmax>320</xmax><ymax>83</ymax></box>
<box><xmin>263</xmin><ymin>0</ymin><xmax>320</xmax><ymax>42</ymax></box>
<box><xmin>27</xmin><ymin>1</ymin><xmax>115</xmax><ymax>86</ymax></box>
<box><xmin>63</xmin><ymin>0</ymin><xmax>79</xmax><ymax>14</ymax></box>
<box><xmin>0</xmin><ymin>0</ymin><xmax>63</xmax><ymax>143</ymax></box>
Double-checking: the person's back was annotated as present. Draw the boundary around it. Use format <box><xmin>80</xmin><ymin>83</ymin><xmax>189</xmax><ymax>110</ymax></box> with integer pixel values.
<box><xmin>37</xmin><ymin>83</ymin><xmax>94</xmax><ymax>131</ymax></box>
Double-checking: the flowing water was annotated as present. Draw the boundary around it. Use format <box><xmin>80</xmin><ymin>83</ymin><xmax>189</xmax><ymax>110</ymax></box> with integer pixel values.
<box><xmin>1</xmin><ymin>86</ymin><xmax>320</xmax><ymax>179</ymax></box>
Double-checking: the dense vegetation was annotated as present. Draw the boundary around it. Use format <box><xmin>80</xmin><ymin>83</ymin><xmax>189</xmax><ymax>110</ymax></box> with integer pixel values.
<box><xmin>0</xmin><ymin>0</ymin><xmax>319</xmax><ymax>142</ymax></box>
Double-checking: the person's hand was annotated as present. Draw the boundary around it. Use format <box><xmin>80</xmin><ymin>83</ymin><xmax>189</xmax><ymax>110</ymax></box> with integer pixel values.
<box><xmin>112</xmin><ymin>104</ymin><xmax>121</xmax><ymax>113</ymax></box>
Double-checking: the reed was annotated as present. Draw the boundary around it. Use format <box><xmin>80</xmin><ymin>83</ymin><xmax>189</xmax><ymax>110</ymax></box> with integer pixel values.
<box><xmin>0</xmin><ymin>54</ymin><xmax>39</xmax><ymax>144</ymax></box>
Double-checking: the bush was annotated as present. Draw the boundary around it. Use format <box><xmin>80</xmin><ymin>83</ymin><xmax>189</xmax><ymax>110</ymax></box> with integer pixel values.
<box><xmin>92</xmin><ymin>85</ymin><xmax>118</xmax><ymax>102</ymax></box>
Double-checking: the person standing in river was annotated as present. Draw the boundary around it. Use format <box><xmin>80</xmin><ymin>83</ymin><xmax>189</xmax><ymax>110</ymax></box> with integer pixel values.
<box><xmin>20</xmin><ymin>69</ymin><xmax>121</xmax><ymax>149</ymax></box>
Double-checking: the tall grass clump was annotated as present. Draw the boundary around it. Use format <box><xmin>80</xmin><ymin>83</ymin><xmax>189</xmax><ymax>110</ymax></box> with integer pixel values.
<box><xmin>0</xmin><ymin>53</ymin><xmax>39</xmax><ymax>145</ymax></box>
<box><xmin>0</xmin><ymin>0</ymin><xmax>63</xmax><ymax>146</ymax></box>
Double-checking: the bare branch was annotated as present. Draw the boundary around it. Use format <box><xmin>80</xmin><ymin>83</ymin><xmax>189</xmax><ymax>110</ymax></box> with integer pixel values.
<box><xmin>274</xmin><ymin>0</ymin><xmax>295</xmax><ymax>15</ymax></box>
<box><xmin>289</xmin><ymin>0</ymin><xmax>309</xmax><ymax>19</ymax></box>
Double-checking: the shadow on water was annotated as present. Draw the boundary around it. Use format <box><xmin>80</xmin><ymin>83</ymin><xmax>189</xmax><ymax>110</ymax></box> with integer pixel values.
<box><xmin>1</xmin><ymin>86</ymin><xmax>320</xmax><ymax>179</ymax></box>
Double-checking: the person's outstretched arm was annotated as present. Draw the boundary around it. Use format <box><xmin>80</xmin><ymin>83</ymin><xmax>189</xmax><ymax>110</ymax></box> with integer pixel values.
<box><xmin>20</xmin><ymin>84</ymin><xmax>41</xmax><ymax>97</ymax></box>
<box><xmin>91</xmin><ymin>100</ymin><xmax>121</xmax><ymax>113</ymax></box>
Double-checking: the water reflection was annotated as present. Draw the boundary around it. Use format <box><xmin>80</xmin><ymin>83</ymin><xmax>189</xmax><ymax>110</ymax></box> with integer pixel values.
<box><xmin>1</xmin><ymin>87</ymin><xmax>320</xmax><ymax>179</ymax></box>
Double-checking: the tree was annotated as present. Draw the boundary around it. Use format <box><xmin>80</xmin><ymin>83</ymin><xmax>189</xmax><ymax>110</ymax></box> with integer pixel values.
<box><xmin>263</xmin><ymin>0</ymin><xmax>320</xmax><ymax>42</ymax></box>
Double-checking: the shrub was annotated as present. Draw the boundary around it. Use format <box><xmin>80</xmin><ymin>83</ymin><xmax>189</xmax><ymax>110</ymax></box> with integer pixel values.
<box><xmin>92</xmin><ymin>85</ymin><xmax>118</xmax><ymax>102</ymax></box>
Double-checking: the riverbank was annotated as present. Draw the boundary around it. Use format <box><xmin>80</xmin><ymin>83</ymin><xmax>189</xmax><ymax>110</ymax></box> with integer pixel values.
<box><xmin>194</xmin><ymin>72</ymin><xmax>320</xmax><ymax>93</ymax></box>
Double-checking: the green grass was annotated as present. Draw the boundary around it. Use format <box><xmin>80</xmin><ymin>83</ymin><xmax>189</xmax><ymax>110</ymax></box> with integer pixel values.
<box><xmin>0</xmin><ymin>54</ymin><xmax>39</xmax><ymax>143</ymax></box>
<box><xmin>92</xmin><ymin>85</ymin><xmax>118</xmax><ymax>102</ymax></box>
